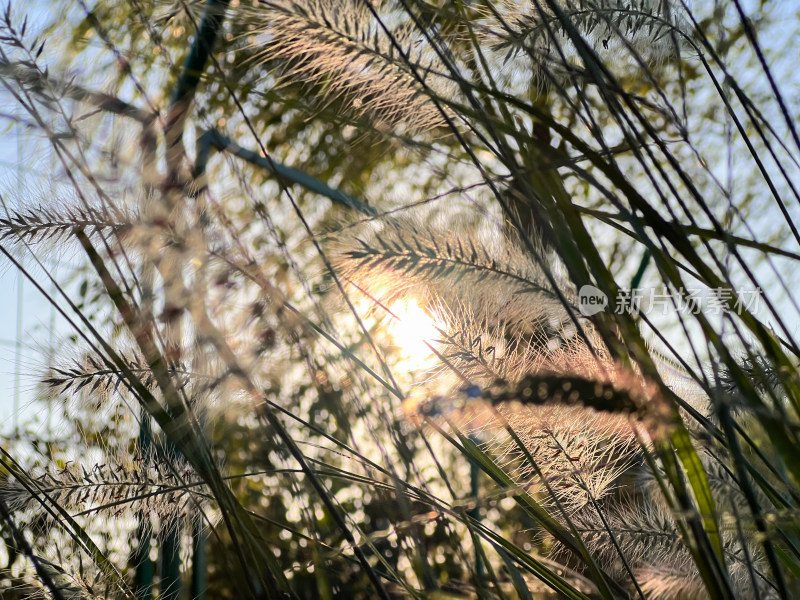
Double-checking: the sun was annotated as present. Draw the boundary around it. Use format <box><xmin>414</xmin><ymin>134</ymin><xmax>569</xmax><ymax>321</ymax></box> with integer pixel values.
<box><xmin>386</xmin><ymin>299</ymin><xmax>439</xmax><ymax>369</ymax></box>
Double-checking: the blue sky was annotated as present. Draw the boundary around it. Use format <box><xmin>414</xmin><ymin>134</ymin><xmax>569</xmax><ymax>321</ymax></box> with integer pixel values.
<box><xmin>0</xmin><ymin>124</ymin><xmax>69</xmax><ymax>439</ymax></box>
<box><xmin>0</xmin><ymin>2</ymin><xmax>95</xmax><ymax>441</ymax></box>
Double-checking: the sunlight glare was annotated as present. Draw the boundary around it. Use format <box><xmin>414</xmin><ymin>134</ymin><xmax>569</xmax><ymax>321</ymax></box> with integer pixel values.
<box><xmin>387</xmin><ymin>299</ymin><xmax>438</xmax><ymax>369</ymax></box>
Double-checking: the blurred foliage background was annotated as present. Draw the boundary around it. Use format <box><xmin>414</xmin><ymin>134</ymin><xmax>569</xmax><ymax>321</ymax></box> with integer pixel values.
<box><xmin>0</xmin><ymin>0</ymin><xmax>799</xmax><ymax>598</ymax></box>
